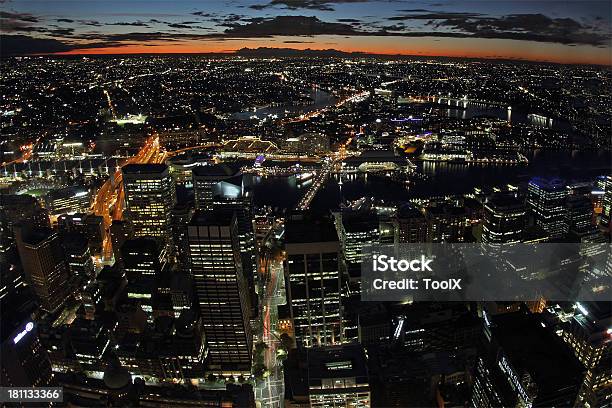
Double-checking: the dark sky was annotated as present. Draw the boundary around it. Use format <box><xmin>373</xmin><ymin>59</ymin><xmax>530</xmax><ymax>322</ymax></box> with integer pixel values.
<box><xmin>1</xmin><ymin>0</ymin><xmax>610</xmax><ymax>64</ymax></box>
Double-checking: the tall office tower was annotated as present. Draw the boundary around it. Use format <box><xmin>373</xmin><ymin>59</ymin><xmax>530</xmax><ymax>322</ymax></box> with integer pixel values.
<box><xmin>284</xmin><ymin>215</ymin><xmax>342</xmax><ymax>348</ymax></box>
<box><xmin>394</xmin><ymin>203</ymin><xmax>427</xmax><ymax>243</ymax></box>
<box><xmin>307</xmin><ymin>344</ymin><xmax>370</xmax><ymax>408</ymax></box>
<box><xmin>62</xmin><ymin>232</ymin><xmax>95</xmax><ymax>284</ymax></box>
<box><xmin>121</xmin><ymin>238</ymin><xmax>166</xmax><ymax>322</ymax></box>
<box><xmin>338</xmin><ymin>210</ymin><xmax>380</xmax><ymax>265</ymax></box>
<box><xmin>0</xmin><ymin>194</ymin><xmax>49</xmax><ymax>268</ymax></box>
<box><xmin>482</xmin><ymin>195</ymin><xmax>526</xmax><ymax>244</ymax></box>
<box><xmin>192</xmin><ymin>164</ymin><xmax>238</xmax><ymax>210</ymax></box>
<box><xmin>527</xmin><ymin>178</ymin><xmax>568</xmax><ymax>240</ymax></box>
<box><xmin>171</xmin><ymin>202</ymin><xmax>193</xmax><ymax>269</ymax></box>
<box><xmin>1</xmin><ymin>313</ymin><xmax>53</xmax><ymax>387</ymax></box>
<box><xmin>122</xmin><ymin>164</ymin><xmax>176</xmax><ymax>242</ymax></box>
<box><xmin>110</xmin><ymin>219</ymin><xmax>134</xmax><ymax>264</ymax></box>
<box><xmin>15</xmin><ymin>226</ymin><xmax>70</xmax><ymax>313</ymax></box>
<box><xmin>425</xmin><ymin>204</ymin><xmax>467</xmax><ymax>243</ymax></box>
<box><xmin>211</xmin><ymin>176</ymin><xmax>257</xmax><ymax>312</ymax></box>
<box><xmin>565</xmin><ymin>195</ymin><xmax>594</xmax><ymax>234</ymax></box>
<box><xmin>187</xmin><ymin>210</ymin><xmax>252</xmax><ymax>373</ymax></box>
<box><xmin>559</xmin><ymin>302</ymin><xmax>611</xmax><ymax>408</ymax></box>
<box><xmin>471</xmin><ymin>310</ymin><xmax>583</xmax><ymax>408</ymax></box>
<box><xmin>85</xmin><ymin>214</ymin><xmax>105</xmax><ymax>254</ymax></box>
<box><xmin>600</xmin><ymin>175</ymin><xmax>612</xmax><ymax>229</ymax></box>
<box><xmin>564</xmin><ymin>195</ymin><xmax>605</xmax><ymax>250</ymax></box>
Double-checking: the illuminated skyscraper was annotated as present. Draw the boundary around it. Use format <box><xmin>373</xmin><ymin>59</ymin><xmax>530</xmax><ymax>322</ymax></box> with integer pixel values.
<box><xmin>122</xmin><ymin>164</ymin><xmax>176</xmax><ymax>241</ymax></box>
<box><xmin>285</xmin><ymin>215</ymin><xmax>342</xmax><ymax>348</ymax></box>
<box><xmin>394</xmin><ymin>203</ymin><xmax>427</xmax><ymax>243</ymax></box>
<box><xmin>192</xmin><ymin>164</ymin><xmax>238</xmax><ymax>210</ymax></box>
<box><xmin>338</xmin><ymin>210</ymin><xmax>380</xmax><ymax>265</ymax></box>
<box><xmin>425</xmin><ymin>205</ymin><xmax>467</xmax><ymax>243</ymax></box>
<box><xmin>15</xmin><ymin>226</ymin><xmax>70</xmax><ymax>313</ymax></box>
<box><xmin>527</xmin><ymin>178</ymin><xmax>568</xmax><ymax>240</ymax></box>
<box><xmin>187</xmin><ymin>209</ymin><xmax>252</xmax><ymax>373</ymax></box>
<box><xmin>600</xmin><ymin>175</ymin><xmax>612</xmax><ymax>229</ymax></box>
<box><xmin>62</xmin><ymin>232</ymin><xmax>95</xmax><ymax>284</ymax></box>
<box><xmin>0</xmin><ymin>194</ymin><xmax>49</xmax><ymax>269</ymax></box>
<box><xmin>1</xmin><ymin>318</ymin><xmax>53</xmax><ymax>387</ymax></box>
<box><xmin>482</xmin><ymin>195</ymin><xmax>526</xmax><ymax>244</ymax></box>
<box><xmin>121</xmin><ymin>238</ymin><xmax>167</xmax><ymax>323</ymax></box>
<box><xmin>559</xmin><ymin>302</ymin><xmax>611</xmax><ymax>408</ymax></box>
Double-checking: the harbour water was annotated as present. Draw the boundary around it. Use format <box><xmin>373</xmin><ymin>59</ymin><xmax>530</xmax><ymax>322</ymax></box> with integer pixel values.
<box><xmin>249</xmin><ymin>149</ymin><xmax>611</xmax><ymax>210</ymax></box>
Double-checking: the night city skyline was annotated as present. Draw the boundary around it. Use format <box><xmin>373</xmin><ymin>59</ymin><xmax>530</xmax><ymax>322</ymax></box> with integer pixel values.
<box><xmin>1</xmin><ymin>0</ymin><xmax>611</xmax><ymax>65</ymax></box>
<box><xmin>1</xmin><ymin>1</ymin><xmax>611</xmax><ymax>408</ymax></box>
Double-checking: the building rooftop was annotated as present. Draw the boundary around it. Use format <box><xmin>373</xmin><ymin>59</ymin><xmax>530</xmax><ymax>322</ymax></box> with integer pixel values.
<box><xmin>307</xmin><ymin>344</ymin><xmax>368</xmax><ymax>381</ymax></box>
<box><xmin>191</xmin><ymin>163</ymin><xmax>239</xmax><ymax>178</ymax></box>
<box><xmin>491</xmin><ymin>311</ymin><xmax>583</xmax><ymax>401</ymax></box>
<box><xmin>122</xmin><ymin>163</ymin><xmax>168</xmax><ymax>175</ymax></box>
<box><xmin>528</xmin><ymin>177</ymin><xmax>566</xmax><ymax>191</ymax></box>
<box><xmin>285</xmin><ymin>215</ymin><xmax>338</xmax><ymax>244</ymax></box>
<box><xmin>189</xmin><ymin>208</ymin><xmax>235</xmax><ymax>226</ymax></box>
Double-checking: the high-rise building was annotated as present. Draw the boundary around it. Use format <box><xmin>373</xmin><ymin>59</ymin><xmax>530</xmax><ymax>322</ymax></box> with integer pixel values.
<box><xmin>599</xmin><ymin>175</ymin><xmax>612</xmax><ymax>229</ymax></box>
<box><xmin>0</xmin><ymin>273</ymin><xmax>48</xmax><ymax>388</ymax></box>
<box><xmin>565</xmin><ymin>195</ymin><xmax>594</xmax><ymax>235</ymax></box>
<box><xmin>307</xmin><ymin>344</ymin><xmax>371</xmax><ymax>408</ymax></box>
<box><xmin>425</xmin><ymin>204</ymin><xmax>467</xmax><ymax>243</ymax></box>
<box><xmin>121</xmin><ymin>238</ymin><xmax>167</xmax><ymax>322</ymax></box>
<box><xmin>471</xmin><ymin>310</ymin><xmax>583</xmax><ymax>408</ymax></box>
<box><xmin>45</xmin><ymin>186</ymin><xmax>91</xmax><ymax>221</ymax></box>
<box><xmin>62</xmin><ymin>232</ymin><xmax>95</xmax><ymax>284</ymax></box>
<box><xmin>171</xmin><ymin>202</ymin><xmax>193</xmax><ymax>269</ymax></box>
<box><xmin>527</xmin><ymin>178</ymin><xmax>568</xmax><ymax>239</ymax></box>
<box><xmin>110</xmin><ymin>219</ymin><xmax>134</xmax><ymax>264</ymax></box>
<box><xmin>15</xmin><ymin>226</ymin><xmax>70</xmax><ymax>313</ymax></box>
<box><xmin>338</xmin><ymin>210</ymin><xmax>380</xmax><ymax>265</ymax></box>
<box><xmin>285</xmin><ymin>215</ymin><xmax>342</xmax><ymax>348</ymax></box>
<box><xmin>1</xmin><ymin>317</ymin><xmax>53</xmax><ymax>387</ymax></box>
<box><xmin>0</xmin><ymin>194</ymin><xmax>49</xmax><ymax>268</ymax></box>
<box><xmin>482</xmin><ymin>195</ymin><xmax>526</xmax><ymax>244</ymax></box>
<box><xmin>559</xmin><ymin>302</ymin><xmax>611</xmax><ymax>408</ymax></box>
<box><xmin>192</xmin><ymin>164</ymin><xmax>238</xmax><ymax>210</ymax></box>
<box><xmin>187</xmin><ymin>209</ymin><xmax>252</xmax><ymax>373</ymax></box>
<box><xmin>394</xmin><ymin>203</ymin><xmax>427</xmax><ymax>243</ymax></box>
<box><xmin>122</xmin><ymin>163</ymin><xmax>176</xmax><ymax>241</ymax></box>
<box><xmin>211</xmin><ymin>175</ymin><xmax>257</xmax><ymax>313</ymax></box>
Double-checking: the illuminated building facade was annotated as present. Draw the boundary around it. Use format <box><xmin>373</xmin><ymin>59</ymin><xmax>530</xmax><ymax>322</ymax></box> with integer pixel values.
<box><xmin>1</xmin><ymin>319</ymin><xmax>53</xmax><ymax>387</ymax></box>
<box><xmin>122</xmin><ymin>163</ymin><xmax>176</xmax><ymax>242</ymax></box>
<box><xmin>338</xmin><ymin>210</ymin><xmax>380</xmax><ymax>265</ymax></box>
<box><xmin>482</xmin><ymin>195</ymin><xmax>526</xmax><ymax>244</ymax></box>
<box><xmin>394</xmin><ymin>203</ymin><xmax>427</xmax><ymax>243</ymax></box>
<box><xmin>187</xmin><ymin>209</ymin><xmax>252</xmax><ymax>373</ymax></box>
<box><xmin>45</xmin><ymin>186</ymin><xmax>91</xmax><ymax>220</ymax></box>
<box><xmin>192</xmin><ymin>164</ymin><xmax>238</xmax><ymax>210</ymax></box>
<box><xmin>600</xmin><ymin>175</ymin><xmax>612</xmax><ymax>229</ymax></box>
<box><xmin>62</xmin><ymin>232</ymin><xmax>95</xmax><ymax>284</ymax></box>
<box><xmin>15</xmin><ymin>226</ymin><xmax>70</xmax><ymax>313</ymax></box>
<box><xmin>121</xmin><ymin>238</ymin><xmax>167</xmax><ymax>323</ymax></box>
<box><xmin>527</xmin><ymin>178</ymin><xmax>568</xmax><ymax>240</ymax></box>
<box><xmin>307</xmin><ymin>344</ymin><xmax>371</xmax><ymax>408</ymax></box>
<box><xmin>560</xmin><ymin>302</ymin><xmax>611</xmax><ymax>408</ymax></box>
<box><xmin>425</xmin><ymin>205</ymin><xmax>467</xmax><ymax>243</ymax></box>
<box><xmin>285</xmin><ymin>215</ymin><xmax>342</xmax><ymax>348</ymax></box>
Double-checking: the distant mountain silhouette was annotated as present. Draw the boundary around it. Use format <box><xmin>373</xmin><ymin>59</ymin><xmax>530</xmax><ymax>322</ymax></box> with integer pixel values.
<box><xmin>234</xmin><ymin>47</ymin><xmax>370</xmax><ymax>58</ymax></box>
